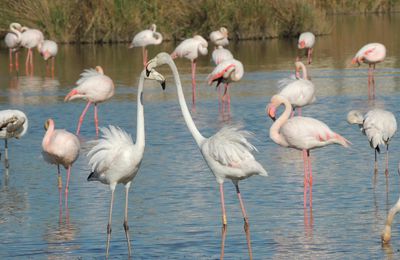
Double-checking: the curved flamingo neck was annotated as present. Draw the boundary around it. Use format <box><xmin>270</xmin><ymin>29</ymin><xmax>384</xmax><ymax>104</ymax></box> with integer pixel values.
<box><xmin>165</xmin><ymin>57</ymin><xmax>205</xmax><ymax>146</ymax></box>
<box><xmin>43</xmin><ymin>120</ymin><xmax>55</xmax><ymax>149</ymax></box>
<box><xmin>135</xmin><ymin>71</ymin><xmax>146</xmax><ymax>150</ymax></box>
<box><xmin>269</xmin><ymin>97</ymin><xmax>291</xmax><ymax>147</ymax></box>
<box><xmin>10</xmin><ymin>23</ymin><xmax>21</xmax><ymax>39</ymax></box>
<box><xmin>154</xmin><ymin>33</ymin><xmax>163</xmax><ymax>44</ymax></box>
<box><xmin>299</xmin><ymin>62</ymin><xmax>308</xmax><ymax>80</ymax></box>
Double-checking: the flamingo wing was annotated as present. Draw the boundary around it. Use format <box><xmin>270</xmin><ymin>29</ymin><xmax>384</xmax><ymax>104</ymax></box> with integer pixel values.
<box><xmin>363</xmin><ymin>109</ymin><xmax>397</xmax><ymax>148</ymax></box>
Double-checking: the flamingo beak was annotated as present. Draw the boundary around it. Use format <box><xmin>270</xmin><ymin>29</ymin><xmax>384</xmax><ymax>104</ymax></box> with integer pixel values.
<box><xmin>44</xmin><ymin>119</ymin><xmax>50</xmax><ymax>130</ymax></box>
<box><xmin>267</xmin><ymin>105</ymin><xmax>276</xmax><ymax>121</ymax></box>
<box><xmin>298</xmin><ymin>41</ymin><xmax>305</xmax><ymax>49</ymax></box>
<box><xmin>161</xmin><ymin>81</ymin><xmax>166</xmax><ymax>90</ymax></box>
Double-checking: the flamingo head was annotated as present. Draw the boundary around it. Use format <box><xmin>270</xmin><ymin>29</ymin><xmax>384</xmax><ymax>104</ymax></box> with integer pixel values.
<box><xmin>95</xmin><ymin>66</ymin><xmax>104</xmax><ymax>75</ymax></box>
<box><xmin>298</xmin><ymin>40</ymin><xmax>305</xmax><ymax>49</ymax></box>
<box><xmin>266</xmin><ymin>104</ymin><xmax>277</xmax><ymax>121</ymax></box>
<box><xmin>150</xmin><ymin>24</ymin><xmax>157</xmax><ymax>32</ymax></box>
<box><xmin>146</xmin><ymin>69</ymin><xmax>166</xmax><ymax>90</ymax></box>
<box><xmin>220</xmin><ymin>27</ymin><xmax>228</xmax><ymax>37</ymax></box>
<box><xmin>351</xmin><ymin>56</ymin><xmax>362</xmax><ymax>66</ymax></box>
<box><xmin>44</xmin><ymin>118</ymin><xmax>53</xmax><ymax>130</ymax></box>
<box><xmin>41</xmin><ymin>50</ymin><xmax>51</xmax><ymax>61</ymax></box>
<box><xmin>381</xmin><ymin>225</ymin><xmax>392</xmax><ymax>244</ymax></box>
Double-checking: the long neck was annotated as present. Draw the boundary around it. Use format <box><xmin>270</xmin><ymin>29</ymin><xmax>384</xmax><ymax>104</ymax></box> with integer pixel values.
<box><xmin>154</xmin><ymin>33</ymin><xmax>163</xmax><ymax>44</ymax></box>
<box><xmin>300</xmin><ymin>63</ymin><xmax>308</xmax><ymax>80</ymax></box>
<box><xmin>269</xmin><ymin>98</ymin><xmax>292</xmax><ymax>147</ymax></box>
<box><xmin>42</xmin><ymin>120</ymin><xmax>55</xmax><ymax>149</ymax></box>
<box><xmin>135</xmin><ymin>71</ymin><xmax>146</xmax><ymax>149</ymax></box>
<box><xmin>10</xmin><ymin>24</ymin><xmax>21</xmax><ymax>40</ymax></box>
<box><xmin>166</xmin><ymin>58</ymin><xmax>205</xmax><ymax>146</ymax></box>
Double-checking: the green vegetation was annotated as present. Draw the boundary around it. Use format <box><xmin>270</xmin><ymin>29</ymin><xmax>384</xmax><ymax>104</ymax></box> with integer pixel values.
<box><xmin>0</xmin><ymin>0</ymin><xmax>398</xmax><ymax>43</ymax></box>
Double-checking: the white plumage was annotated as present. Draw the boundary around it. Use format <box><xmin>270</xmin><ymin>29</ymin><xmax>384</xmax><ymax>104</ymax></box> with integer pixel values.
<box><xmin>171</xmin><ymin>35</ymin><xmax>208</xmax><ymax>61</ymax></box>
<box><xmin>298</xmin><ymin>32</ymin><xmax>315</xmax><ymax>49</ymax></box>
<box><xmin>129</xmin><ymin>24</ymin><xmax>163</xmax><ymax>48</ymax></box>
<box><xmin>352</xmin><ymin>43</ymin><xmax>386</xmax><ymax>65</ymax></box>
<box><xmin>38</xmin><ymin>40</ymin><xmax>58</xmax><ymax>61</ymax></box>
<box><xmin>4</xmin><ymin>23</ymin><xmax>22</xmax><ymax>51</ymax></box>
<box><xmin>211</xmin><ymin>46</ymin><xmax>234</xmax><ymax>65</ymax></box>
<box><xmin>210</xmin><ymin>27</ymin><xmax>229</xmax><ymax>47</ymax></box>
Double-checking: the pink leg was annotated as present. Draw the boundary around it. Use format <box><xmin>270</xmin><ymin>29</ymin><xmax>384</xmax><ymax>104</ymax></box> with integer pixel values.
<box><xmin>29</xmin><ymin>49</ymin><xmax>34</xmax><ymax>75</ymax></box>
<box><xmin>142</xmin><ymin>47</ymin><xmax>147</xmax><ymax>67</ymax></box>
<box><xmin>219</xmin><ymin>183</ymin><xmax>227</xmax><ymax>260</ymax></box>
<box><xmin>308</xmin><ymin>48</ymin><xmax>313</xmax><ymax>64</ymax></box>
<box><xmin>374</xmin><ymin>149</ymin><xmax>378</xmax><ymax>174</ymax></box>
<box><xmin>372</xmin><ymin>64</ymin><xmax>376</xmax><ymax>98</ymax></box>
<box><xmin>385</xmin><ymin>144</ymin><xmax>389</xmax><ymax>176</ymax></box>
<box><xmin>222</xmin><ymin>84</ymin><xmax>229</xmax><ymax>114</ymax></box>
<box><xmin>234</xmin><ymin>182</ymin><xmax>253</xmax><ymax>260</ymax></box>
<box><xmin>307</xmin><ymin>150</ymin><xmax>313</xmax><ymax>208</ymax></box>
<box><xmin>94</xmin><ymin>104</ymin><xmax>99</xmax><ymax>137</ymax></box>
<box><xmin>227</xmin><ymin>84</ymin><xmax>231</xmax><ymax>114</ymax></box>
<box><xmin>297</xmin><ymin>107</ymin><xmax>302</xmax><ymax>116</ymax></box>
<box><xmin>191</xmin><ymin>60</ymin><xmax>197</xmax><ymax>106</ymax></box>
<box><xmin>302</xmin><ymin>149</ymin><xmax>308</xmax><ymax>208</ymax></box>
<box><xmin>76</xmin><ymin>101</ymin><xmax>92</xmax><ymax>135</ymax></box>
<box><xmin>218</xmin><ymin>85</ymin><xmax>222</xmax><ymax>113</ymax></box>
<box><xmin>9</xmin><ymin>49</ymin><xmax>13</xmax><ymax>72</ymax></box>
<box><xmin>65</xmin><ymin>166</ymin><xmax>71</xmax><ymax>208</ymax></box>
<box><xmin>15</xmin><ymin>52</ymin><xmax>19</xmax><ymax>73</ymax></box>
<box><xmin>25</xmin><ymin>49</ymin><xmax>30</xmax><ymax>75</ymax></box>
<box><xmin>368</xmin><ymin>65</ymin><xmax>372</xmax><ymax>99</ymax></box>
<box><xmin>57</xmin><ymin>165</ymin><xmax>63</xmax><ymax>216</ymax></box>
<box><xmin>52</xmin><ymin>57</ymin><xmax>55</xmax><ymax>78</ymax></box>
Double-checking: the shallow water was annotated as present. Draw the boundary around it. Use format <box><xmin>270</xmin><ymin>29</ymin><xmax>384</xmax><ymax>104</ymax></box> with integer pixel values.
<box><xmin>1</xmin><ymin>14</ymin><xmax>400</xmax><ymax>259</ymax></box>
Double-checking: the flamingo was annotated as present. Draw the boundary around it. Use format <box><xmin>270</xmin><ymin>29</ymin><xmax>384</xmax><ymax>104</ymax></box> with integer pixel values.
<box><xmin>352</xmin><ymin>43</ymin><xmax>386</xmax><ymax>98</ymax></box>
<box><xmin>267</xmin><ymin>94</ymin><xmax>350</xmax><ymax>208</ymax></box>
<box><xmin>212</xmin><ymin>46</ymin><xmax>234</xmax><ymax>66</ymax></box>
<box><xmin>38</xmin><ymin>40</ymin><xmax>58</xmax><ymax>76</ymax></box>
<box><xmin>4</xmin><ymin>23</ymin><xmax>22</xmax><ymax>72</ymax></box>
<box><xmin>0</xmin><ymin>109</ymin><xmax>28</xmax><ymax>169</ymax></box>
<box><xmin>42</xmin><ymin>118</ymin><xmax>80</xmax><ymax>208</ymax></box>
<box><xmin>382</xmin><ymin>196</ymin><xmax>400</xmax><ymax>243</ymax></box>
<box><xmin>278</xmin><ymin>61</ymin><xmax>315</xmax><ymax>116</ymax></box>
<box><xmin>171</xmin><ymin>35</ymin><xmax>208</xmax><ymax>106</ymax></box>
<box><xmin>298</xmin><ymin>32</ymin><xmax>315</xmax><ymax>64</ymax></box>
<box><xmin>87</xmin><ymin>69</ymin><xmax>165</xmax><ymax>257</ymax></box>
<box><xmin>64</xmin><ymin>66</ymin><xmax>115</xmax><ymax>137</ymax></box>
<box><xmin>347</xmin><ymin>109</ymin><xmax>397</xmax><ymax>175</ymax></box>
<box><xmin>129</xmin><ymin>24</ymin><xmax>163</xmax><ymax>67</ymax></box>
<box><xmin>210</xmin><ymin>27</ymin><xmax>229</xmax><ymax>47</ymax></box>
<box><xmin>208</xmin><ymin>58</ymin><xmax>244</xmax><ymax>111</ymax></box>
<box><xmin>146</xmin><ymin>52</ymin><xmax>267</xmax><ymax>260</ymax></box>
<box><xmin>20</xmin><ymin>26</ymin><xmax>44</xmax><ymax>75</ymax></box>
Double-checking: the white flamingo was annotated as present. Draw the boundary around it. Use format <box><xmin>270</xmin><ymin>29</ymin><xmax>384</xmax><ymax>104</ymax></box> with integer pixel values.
<box><xmin>129</xmin><ymin>24</ymin><xmax>163</xmax><ymax>67</ymax></box>
<box><xmin>347</xmin><ymin>109</ymin><xmax>397</xmax><ymax>174</ymax></box>
<box><xmin>267</xmin><ymin>94</ymin><xmax>350</xmax><ymax>208</ymax></box>
<box><xmin>210</xmin><ymin>27</ymin><xmax>229</xmax><ymax>47</ymax></box>
<box><xmin>87</xmin><ymin>69</ymin><xmax>164</xmax><ymax>257</ymax></box>
<box><xmin>20</xmin><ymin>26</ymin><xmax>44</xmax><ymax>74</ymax></box>
<box><xmin>38</xmin><ymin>40</ymin><xmax>58</xmax><ymax>75</ymax></box>
<box><xmin>4</xmin><ymin>23</ymin><xmax>22</xmax><ymax>72</ymax></box>
<box><xmin>382</xmin><ymin>196</ymin><xmax>400</xmax><ymax>243</ymax></box>
<box><xmin>298</xmin><ymin>32</ymin><xmax>315</xmax><ymax>64</ymax></box>
<box><xmin>212</xmin><ymin>46</ymin><xmax>234</xmax><ymax>66</ymax></box>
<box><xmin>0</xmin><ymin>109</ymin><xmax>28</xmax><ymax>169</ymax></box>
<box><xmin>64</xmin><ymin>66</ymin><xmax>115</xmax><ymax>137</ymax></box>
<box><xmin>146</xmin><ymin>52</ymin><xmax>267</xmax><ymax>260</ymax></box>
<box><xmin>278</xmin><ymin>61</ymin><xmax>315</xmax><ymax>116</ymax></box>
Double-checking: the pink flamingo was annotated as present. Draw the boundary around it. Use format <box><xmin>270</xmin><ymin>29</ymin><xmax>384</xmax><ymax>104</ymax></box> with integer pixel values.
<box><xmin>212</xmin><ymin>46</ymin><xmax>234</xmax><ymax>66</ymax></box>
<box><xmin>352</xmin><ymin>43</ymin><xmax>386</xmax><ymax>98</ymax></box>
<box><xmin>267</xmin><ymin>94</ymin><xmax>350</xmax><ymax>208</ymax></box>
<box><xmin>42</xmin><ymin>118</ymin><xmax>80</xmax><ymax>208</ymax></box>
<box><xmin>38</xmin><ymin>40</ymin><xmax>58</xmax><ymax>76</ymax></box>
<box><xmin>298</xmin><ymin>32</ymin><xmax>315</xmax><ymax>64</ymax></box>
<box><xmin>210</xmin><ymin>27</ymin><xmax>229</xmax><ymax>47</ymax></box>
<box><xmin>64</xmin><ymin>66</ymin><xmax>115</xmax><ymax>137</ymax></box>
<box><xmin>129</xmin><ymin>24</ymin><xmax>163</xmax><ymax>67</ymax></box>
<box><xmin>171</xmin><ymin>35</ymin><xmax>208</xmax><ymax>106</ymax></box>
<box><xmin>20</xmin><ymin>26</ymin><xmax>44</xmax><ymax>75</ymax></box>
<box><xmin>4</xmin><ymin>23</ymin><xmax>22</xmax><ymax>72</ymax></box>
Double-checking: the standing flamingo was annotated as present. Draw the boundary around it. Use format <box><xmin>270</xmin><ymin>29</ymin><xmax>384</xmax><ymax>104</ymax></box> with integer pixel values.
<box><xmin>42</xmin><ymin>118</ymin><xmax>80</xmax><ymax>208</ymax></box>
<box><xmin>4</xmin><ymin>23</ymin><xmax>22</xmax><ymax>72</ymax></box>
<box><xmin>38</xmin><ymin>40</ymin><xmax>58</xmax><ymax>76</ymax></box>
<box><xmin>171</xmin><ymin>35</ymin><xmax>208</xmax><ymax>106</ymax></box>
<box><xmin>298</xmin><ymin>32</ymin><xmax>315</xmax><ymax>64</ymax></box>
<box><xmin>129</xmin><ymin>24</ymin><xmax>163</xmax><ymax>67</ymax></box>
<box><xmin>210</xmin><ymin>27</ymin><xmax>229</xmax><ymax>47</ymax></box>
<box><xmin>267</xmin><ymin>94</ymin><xmax>350</xmax><ymax>208</ymax></box>
<box><xmin>278</xmin><ymin>61</ymin><xmax>315</xmax><ymax>116</ymax></box>
<box><xmin>146</xmin><ymin>53</ymin><xmax>267</xmax><ymax>260</ymax></box>
<box><xmin>87</xmin><ymin>69</ymin><xmax>164</xmax><ymax>258</ymax></box>
<box><xmin>352</xmin><ymin>43</ymin><xmax>386</xmax><ymax>98</ymax></box>
<box><xmin>0</xmin><ymin>109</ymin><xmax>28</xmax><ymax>169</ymax></box>
<box><xmin>20</xmin><ymin>26</ymin><xmax>44</xmax><ymax>75</ymax></box>
<box><xmin>347</xmin><ymin>109</ymin><xmax>397</xmax><ymax>175</ymax></box>
<box><xmin>64</xmin><ymin>66</ymin><xmax>115</xmax><ymax>137</ymax></box>
<box><xmin>208</xmin><ymin>58</ymin><xmax>244</xmax><ymax>112</ymax></box>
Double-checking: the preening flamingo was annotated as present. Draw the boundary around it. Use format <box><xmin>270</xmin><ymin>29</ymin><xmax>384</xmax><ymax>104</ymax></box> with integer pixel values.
<box><xmin>0</xmin><ymin>109</ymin><xmax>28</xmax><ymax>169</ymax></box>
<box><xmin>352</xmin><ymin>43</ymin><xmax>386</xmax><ymax>98</ymax></box>
<box><xmin>4</xmin><ymin>23</ymin><xmax>22</xmax><ymax>72</ymax></box>
<box><xmin>64</xmin><ymin>66</ymin><xmax>115</xmax><ymax>137</ymax></box>
<box><xmin>267</xmin><ymin>94</ymin><xmax>350</xmax><ymax>208</ymax></box>
<box><xmin>87</xmin><ymin>69</ymin><xmax>165</xmax><ymax>258</ymax></box>
<box><xmin>278</xmin><ymin>61</ymin><xmax>315</xmax><ymax>116</ymax></box>
<box><xmin>210</xmin><ymin>27</ymin><xmax>229</xmax><ymax>47</ymax></box>
<box><xmin>347</xmin><ymin>109</ymin><xmax>397</xmax><ymax>175</ymax></box>
<box><xmin>20</xmin><ymin>26</ymin><xmax>44</xmax><ymax>74</ymax></box>
<box><xmin>129</xmin><ymin>24</ymin><xmax>163</xmax><ymax>67</ymax></box>
<box><xmin>212</xmin><ymin>46</ymin><xmax>234</xmax><ymax>66</ymax></box>
<box><xmin>382</xmin><ymin>196</ymin><xmax>400</xmax><ymax>243</ymax></box>
<box><xmin>298</xmin><ymin>32</ymin><xmax>315</xmax><ymax>64</ymax></box>
<box><xmin>171</xmin><ymin>35</ymin><xmax>208</xmax><ymax>106</ymax></box>
<box><xmin>38</xmin><ymin>40</ymin><xmax>58</xmax><ymax>76</ymax></box>
<box><xmin>146</xmin><ymin>52</ymin><xmax>267</xmax><ymax>260</ymax></box>
<box><xmin>42</xmin><ymin>118</ymin><xmax>80</xmax><ymax>208</ymax></box>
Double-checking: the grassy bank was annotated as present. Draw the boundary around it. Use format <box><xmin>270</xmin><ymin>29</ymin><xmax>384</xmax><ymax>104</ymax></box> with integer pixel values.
<box><xmin>0</xmin><ymin>0</ymin><xmax>398</xmax><ymax>43</ymax></box>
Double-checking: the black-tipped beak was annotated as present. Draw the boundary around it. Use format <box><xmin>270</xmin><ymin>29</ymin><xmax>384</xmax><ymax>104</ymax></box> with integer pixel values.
<box><xmin>271</xmin><ymin>116</ymin><xmax>276</xmax><ymax>122</ymax></box>
<box><xmin>161</xmin><ymin>81</ymin><xmax>166</xmax><ymax>90</ymax></box>
<box><xmin>146</xmin><ymin>68</ymin><xmax>151</xmax><ymax>77</ymax></box>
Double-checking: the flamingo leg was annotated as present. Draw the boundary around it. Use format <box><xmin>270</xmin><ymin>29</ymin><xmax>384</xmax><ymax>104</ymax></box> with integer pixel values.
<box><xmin>227</xmin><ymin>84</ymin><xmax>231</xmax><ymax>114</ymax></box>
<box><xmin>65</xmin><ymin>166</ymin><xmax>71</xmax><ymax>208</ymax></box>
<box><xmin>307</xmin><ymin>48</ymin><xmax>313</xmax><ymax>64</ymax></box>
<box><xmin>374</xmin><ymin>148</ymin><xmax>378</xmax><ymax>174</ymax></box>
<box><xmin>234</xmin><ymin>182</ymin><xmax>253</xmax><ymax>260</ymax></box>
<box><xmin>15</xmin><ymin>52</ymin><xmax>19</xmax><ymax>74</ymax></box>
<box><xmin>76</xmin><ymin>101</ymin><xmax>92</xmax><ymax>135</ymax></box>
<box><xmin>307</xmin><ymin>150</ymin><xmax>313</xmax><ymax>208</ymax></box>
<box><xmin>25</xmin><ymin>49</ymin><xmax>30</xmax><ymax>75</ymax></box>
<box><xmin>51</xmin><ymin>57</ymin><xmax>55</xmax><ymax>78</ymax></box>
<box><xmin>191</xmin><ymin>59</ymin><xmax>197</xmax><ymax>106</ymax></box>
<box><xmin>302</xmin><ymin>149</ymin><xmax>308</xmax><ymax>208</ymax></box>
<box><xmin>123</xmin><ymin>182</ymin><xmax>132</xmax><ymax>256</ymax></box>
<box><xmin>219</xmin><ymin>183</ymin><xmax>227</xmax><ymax>260</ymax></box>
<box><xmin>57</xmin><ymin>165</ymin><xmax>63</xmax><ymax>217</ymax></box>
<box><xmin>142</xmin><ymin>47</ymin><xmax>148</xmax><ymax>67</ymax></box>
<box><xmin>106</xmin><ymin>187</ymin><xmax>116</xmax><ymax>258</ymax></box>
<box><xmin>218</xmin><ymin>85</ymin><xmax>222</xmax><ymax>113</ymax></box>
<box><xmin>94</xmin><ymin>103</ymin><xmax>99</xmax><ymax>137</ymax></box>
<box><xmin>385</xmin><ymin>144</ymin><xmax>389</xmax><ymax>176</ymax></box>
<box><xmin>372</xmin><ymin>64</ymin><xmax>376</xmax><ymax>98</ymax></box>
<box><xmin>4</xmin><ymin>139</ymin><xmax>9</xmax><ymax>169</ymax></box>
<box><xmin>297</xmin><ymin>107</ymin><xmax>302</xmax><ymax>117</ymax></box>
<box><xmin>9</xmin><ymin>49</ymin><xmax>13</xmax><ymax>72</ymax></box>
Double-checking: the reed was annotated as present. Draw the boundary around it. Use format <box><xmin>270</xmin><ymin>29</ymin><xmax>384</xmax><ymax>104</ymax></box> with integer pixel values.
<box><xmin>0</xmin><ymin>0</ymin><xmax>398</xmax><ymax>43</ymax></box>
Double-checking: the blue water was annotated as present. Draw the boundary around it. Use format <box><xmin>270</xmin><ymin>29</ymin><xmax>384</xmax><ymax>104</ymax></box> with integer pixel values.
<box><xmin>1</xmin><ymin>15</ymin><xmax>400</xmax><ymax>259</ymax></box>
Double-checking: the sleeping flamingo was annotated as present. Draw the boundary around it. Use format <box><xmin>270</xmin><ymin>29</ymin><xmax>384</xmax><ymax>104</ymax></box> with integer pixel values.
<box><xmin>87</xmin><ymin>69</ymin><xmax>164</xmax><ymax>257</ymax></box>
<box><xmin>64</xmin><ymin>66</ymin><xmax>114</xmax><ymax>137</ymax></box>
<box><xmin>267</xmin><ymin>94</ymin><xmax>350</xmax><ymax>208</ymax></box>
<box><xmin>146</xmin><ymin>52</ymin><xmax>267</xmax><ymax>259</ymax></box>
<box><xmin>4</xmin><ymin>23</ymin><xmax>22</xmax><ymax>72</ymax></box>
<box><xmin>347</xmin><ymin>109</ymin><xmax>397</xmax><ymax>175</ymax></box>
<box><xmin>20</xmin><ymin>26</ymin><xmax>44</xmax><ymax>75</ymax></box>
<box><xmin>298</xmin><ymin>32</ymin><xmax>315</xmax><ymax>64</ymax></box>
<box><xmin>352</xmin><ymin>43</ymin><xmax>386</xmax><ymax>98</ymax></box>
<box><xmin>42</xmin><ymin>118</ymin><xmax>80</xmax><ymax>208</ymax></box>
<box><xmin>129</xmin><ymin>24</ymin><xmax>163</xmax><ymax>67</ymax></box>
<box><xmin>38</xmin><ymin>40</ymin><xmax>58</xmax><ymax>76</ymax></box>
<box><xmin>278</xmin><ymin>61</ymin><xmax>315</xmax><ymax>116</ymax></box>
<box><xmin>171</xmin><ymin>35</ymin><xmax>208</xmax><ymax>106</ymax></box>
<box><xmin>0</xmin><ymin>109</ymin><xmax>28</xmax><ymax>169</ymax></box>
<box><xmin>210</xmin><ymin>27</ymin><xmax>229</xmax><ymax>47</ymax></box>
<box><xmin>212</xmin><ymin>46</ymin><xmax>234</xmax><ymax>66</ymax></box>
